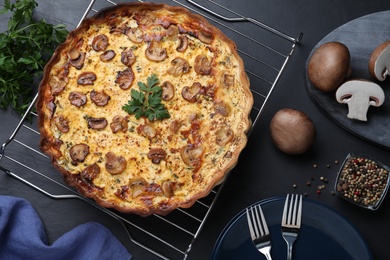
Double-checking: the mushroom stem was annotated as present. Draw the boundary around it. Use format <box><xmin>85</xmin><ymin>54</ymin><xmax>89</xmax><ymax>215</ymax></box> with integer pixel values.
<box><xmin>344</xmin><ymin>93</ymin><xmax>372</xmax><ymax>121</ymax></box>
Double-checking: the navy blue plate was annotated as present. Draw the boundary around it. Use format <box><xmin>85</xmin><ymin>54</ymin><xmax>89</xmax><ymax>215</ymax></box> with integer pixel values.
<box><xmin>211</xmin><ymin>197</ymin><xmax>372</xmax><ymax>260</ymax></box>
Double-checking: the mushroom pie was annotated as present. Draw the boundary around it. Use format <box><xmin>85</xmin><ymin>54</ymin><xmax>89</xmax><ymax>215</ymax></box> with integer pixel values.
<box><xmin>37</xmin><ymin>2</ymin><xmax>253</xmax><ymax>216</ymax></box>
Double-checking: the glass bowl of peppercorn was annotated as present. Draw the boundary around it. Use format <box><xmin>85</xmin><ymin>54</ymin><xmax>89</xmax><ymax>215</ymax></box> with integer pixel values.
<box><xmin>334</xmin><ymin>153</ymin><xmax>390</xmax><ymax>210</ymax></box>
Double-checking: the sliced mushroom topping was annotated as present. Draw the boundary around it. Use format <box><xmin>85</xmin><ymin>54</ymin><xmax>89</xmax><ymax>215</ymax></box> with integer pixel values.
<box><xmin>109</xmin><ymin>22</ymin><xmax>126</xmax><ymax>34</ymax></box>
<box><xmin>201</xmin><ymin>84</ymin><xmax>216</xmax><ymax>98</ymax></box>
<box><xmin>214</xmin><ymin>100</ymin><xmax>231</xmax><ymax>117</ymax></box>
<box><xmin>75</xmin><ymin>38</ymin><xmax>84</xmax><ymax>49</ymax></box>
<box><xmin>167</xmin><ymin>57</ymin><xmax>190</xmax><ymax>76</ymax></box>
<box><xmin>49</xmin><ymin>63</ymin><xmax>69</xmax><ymax>95</ymax></box>
<box><xmin>110</xmin><ymin>115</ymin><xmax>128</xmax><ymax>133</ymax></box>
<box><xmin>215</xmin><ymin>126</ymin><xmax>234</xmax><ymax>146</ymax></box>
<box><xmin>182</xmin><ymin>82</ymin><xmax>201</xmax><ymax>102</ymax></box>
<box><xmin>145</xmin><ymin>42</ymin><xmax>167</xmax><ymax>62</ymax></box>
<box><xmin>129</xmin><ymin>177</ymin><xmax>147</xmax><ymax>198</ymax></box>
<box><xmin>53</xmin><ymin>115</ymin><xmax>69</xmax><ymax>133</ymax></box>
<box><xmin>59</xmin><ymin>62</ymin><xmax>70</xmax><ymax>77</ymax></box>
<box><xmin>121</xmin><ymin>48</ymin><xmax>136</xmax><ymax>67</ymax></box>
<box><xmin>166</xmin><ymin>25</ymin><xmax>179</xmax><ymax>41</ymax></box>
<box><xmin>49</xmin><ymin>75</ymin><xmax>68</xmax><ymax>95</ymax></box>
<box><xmin>46</xmin><ymin>100</ymin><xmax>56</xmax><ymax>117</ymax></box>
<box><xmin>129</xmin><ymin>177</ymin><xmax>148</xmax><ymax>187</ymax></box>
<box><xmin>144</xmin><ymin>183</ymin><xmax>163</xmax><ymax>195</ymax></box>
<box><xmin>221</xmin><ymin>71</ymin><xmax>235</xmax><ymax>88</ymax></box>
<box><xmin>135</xmin><ymin>12</ymin><xmax>156</xmax><ymax>27</ymax></box>
<box><xmin>67</xmin><ymin>47</ymin><xmax>81</xmax><ymax>60</ymax></box>
<box><xmin>69</xmin><ymin>52</ymin><xmax>86</xmax><ymax>69</ymax></box>
<box><xmin>125</xmin><ymin>27</ymin><xmax>144</xmax><ymax>43</ymax></box>
<box><xmin>161</xmin><ymin>181</ymin><xmax>174</xmax><ymax>198</ymax></box>
<box><xmin>176</xmin><ymin>35</ymin><xmax>188</xmax><ymax>52</ymax></box>
<box><xmin>115</xmin><ymin>68</ymin><xmax>134</xmax><ymax>90</ymax></box>
<box><xmin>143</xmin><ymin>25</ymin><xmax>166</xmax><ymax>42</ymax></box>
<box><xmin>92</xmin><ymin>34</ymin><xmax>109</xmax><ymax>52</ymax></box>
<box><xmin>68</xmin><ymin>91</ymin><xmax>87</xmax><ymax>107</ymax></box>
<box><xmin>194</xmin><ymin>54</ymin><xmax>212</xmax><ymax>75</ymax></box>
<box><xmin>161</xmin><ymin>81</ymin><xmax>174</xmax><ymax>101</ymax></box>
<box><xmin>180</xmin><ymin>145</ymin><xmax>204</xmax><ymax>166</ymax></box>
<box><xmin>169</xmin><ymin>119</ymin><xmax>181</xmax><ymax>134</ymax></box>
<box><xmin>81</xmin><ymin>163</ymin><xmax>100</xmax><ymax>182</ymax></box>
<box><xmin>77</xmin><ymin>72</ymin><xmax>97</xmax><ymax>85</ymax></box>
<box><xmin>87</xmin><ymin>117</ymin><xmax>108</xmax><ymax>130</ymax></box>
<box><xmin>139</xmin><ymin>123</ymin><xmax>156</xmax><ymax>139</ymax></box>
<box><xmin>115</xmin><ymin>185</ymin><xmax>129</xmax><ymax>200</ymax></box>
<box><xmin>105</xmin><ymin>152</ymin><xmax>127</xmax><ymax>175</ymax></box>
<box><xmin>69</xmin><ymin>143</ymin><xmax>89</xmax><ymax>165</ymax></box>
<box><xmin>198</xmin><ymin>29</ymin><xmax>213</xmax><ymax>44</ymax></box>
<box><xmin>147</xmin><ymin>148</ymin><xmax>167</xmax><ymax>164</ymax></box>
<box><xmin>100</xmin><ymin>50</ymin><xmax>116</xmax><ymax>62</ymax></box>
<box><xmin>90</xmin><ymin>90</ymin><xmax>110</xmax><ymax>106</ymax></box>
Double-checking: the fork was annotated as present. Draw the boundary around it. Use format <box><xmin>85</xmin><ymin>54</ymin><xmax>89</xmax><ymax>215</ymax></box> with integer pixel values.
<box><xmin>246</xmin><ymin>204</ymin><xmax>272</xmax><ymax>260</ymax></box>
<box><xmin>281</xmin><ymin>194</ymin><xmax>303</xmax><ymax>260</ymax></box>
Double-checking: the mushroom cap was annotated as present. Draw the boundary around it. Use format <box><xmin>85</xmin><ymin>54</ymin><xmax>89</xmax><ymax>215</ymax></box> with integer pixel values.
<box><xmin>269</xmin><ymin>108</ymin><xmax>316</xmax><ymax>154</ymax></box>
<box><xmin>307</xmin><ymin>41</ymin><xmax>351</xmax><ymax>92</ymax></box>
<box><xmin>369</xmin><ymin>41</ymin><xmax>390</xmax><ymax>81</ymax></box>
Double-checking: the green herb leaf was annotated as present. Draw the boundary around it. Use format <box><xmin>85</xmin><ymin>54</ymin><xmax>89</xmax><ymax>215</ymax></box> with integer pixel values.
<box><xmin>0</xmin><ymin>0</ymin><xmax>68</xmax><ymax>117</ymax></box>
<box><xmin>122</xmin><ymin>74</ymin><xmax>170</xmax><ymax>121</ymax></box>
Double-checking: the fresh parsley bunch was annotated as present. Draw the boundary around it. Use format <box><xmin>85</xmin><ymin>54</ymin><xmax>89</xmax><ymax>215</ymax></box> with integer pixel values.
<box><xmin>122</xmin><ymin>74</ymin><xmax>170</xmax><ymax>121</ymax></box>
<box><xmin>0</xmin><ymin>0</ymin><xmax>68</xmax><ymax>116</ymax></box>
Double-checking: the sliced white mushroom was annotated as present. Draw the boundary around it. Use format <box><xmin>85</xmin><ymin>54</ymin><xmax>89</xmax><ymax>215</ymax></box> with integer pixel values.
<box><xmin>105</xmin><ymin>152</ymin><xmax>127</xmax><ymax>175</ymax></box>
<box><xmin>215</xmin><ymin>126</ymin><xmax>234</xmax><ymax>146</ymax></box>
<box><xmin>369</xmin><ymin>41</ymin><xmax>390</xmax><ymax>81</ymax></box>
<box><xmin>166</xmin><ymin>25</ymin><xmax>179</xmax><ymax>41</ymax></box>
<box><xmin>129</xmin><ymin>177</ymin><xmax>147</xmax><ymax>198</ymax></box>
<box><xmin>140</xmin><ymin>123</ymin><xmax>156</xmax><ymax>139</ymax></box>
<box><xmin>176</xmin><ymin>35</ymin><xmax>188</xmax><ymax>52</ymax></box>
<box><xmin>180</xmin><ymin>145</ymin><xmax>204</xmax><ymax>166</ymax></box>
<box><xmin>161</xmin><ymin>181</ymin><xmax>174</xmax><ymax>198</ymax></box>
<box><xmin>335</xmin><ymin>79</ymin><xmax>385</xmax><ymax>121</ymax></box>
<box><xmin>145</xmin><ymin>42</ymin><xmax>167</xmax><ymax>62</ymax></box>
<box><xmin>125</xmin><ymin>27</ymin><xmax>144</xmax><ymax>43</ymax></box>
<box><xmin>161</xmin><ymin>81</ymin><xmax>175</xmax><ymax>101</ymax></box>
<box><xmin>167</xmin><ymin>57</ymin><xmax>190</xmax><ymax>76</ymax></box>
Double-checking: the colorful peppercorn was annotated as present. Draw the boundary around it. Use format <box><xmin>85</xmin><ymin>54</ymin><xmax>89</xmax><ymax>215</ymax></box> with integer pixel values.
<box><xmin>336</xmin><ymin>154</ymin><xmax>389</xmax><ymax>208</ymax></box>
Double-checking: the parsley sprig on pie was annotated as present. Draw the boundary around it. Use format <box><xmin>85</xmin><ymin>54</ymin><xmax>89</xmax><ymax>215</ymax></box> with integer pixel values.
<box><xmin>122</xmin><ymin>74</ymin><xmax>170</xmax><ymax>121</ymax></box>
<box><xmin>37</xmin><ymin>2</ymin><xmax>253</xmax><ymax>216</ymax></box>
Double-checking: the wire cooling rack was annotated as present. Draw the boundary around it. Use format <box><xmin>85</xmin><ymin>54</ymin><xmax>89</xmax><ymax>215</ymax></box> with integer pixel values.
<box><xmin>0</xmin><ymin>0</ymin><xmax>302</xmax><ymax>259</ymax></box>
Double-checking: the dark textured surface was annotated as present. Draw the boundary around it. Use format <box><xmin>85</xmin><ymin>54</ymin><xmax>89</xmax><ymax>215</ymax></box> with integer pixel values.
<box><xmin>1</xmin><ymin>1</ymin><xmax>390</xmax><ymax>259</ymax></box>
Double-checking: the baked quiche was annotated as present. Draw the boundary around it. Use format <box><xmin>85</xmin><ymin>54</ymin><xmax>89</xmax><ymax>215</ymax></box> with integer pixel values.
<box><xmin>37</xmin><ymin>2</ymin><xmax>253</xmax><ymax>216</ymax></box>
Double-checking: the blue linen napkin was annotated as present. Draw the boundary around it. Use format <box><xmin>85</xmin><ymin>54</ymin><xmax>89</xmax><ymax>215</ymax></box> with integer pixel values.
<box><xmin>0</xmin><ymin>195</ymin><xmax>132</xmax><ymax>260</ymax></box>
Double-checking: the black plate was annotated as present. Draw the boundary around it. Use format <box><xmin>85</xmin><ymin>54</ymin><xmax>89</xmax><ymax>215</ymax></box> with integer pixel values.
<box><xmin>304</xmin><ymin>11</ymin><xmax>390</xmax><ymax>149</ymax></box>
<box><xmin>211</xmin><ymin>197</ymin><xmax>372</xmax><ymax>260</ymax></box>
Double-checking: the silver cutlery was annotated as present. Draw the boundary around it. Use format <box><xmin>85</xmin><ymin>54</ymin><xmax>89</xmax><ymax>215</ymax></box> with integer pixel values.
<box><xmin>246</xmin><ymin>204</ymin><xmax>272</xmax><ymax>260</ymax></box>
<box><xmin>281</xmin><ymin>194</ymin><xmax>302</xmax><ymax>260</ymax></box>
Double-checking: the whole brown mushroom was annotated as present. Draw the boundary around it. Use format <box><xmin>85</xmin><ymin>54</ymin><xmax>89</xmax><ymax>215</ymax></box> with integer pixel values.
<box><xmin>307</xmin><ymin>41</ymin><xmax>351</xmax><ymax>92</ymax></box>
<box><xmin>269</xmin><ymin>108</ymin><xmax>316</xmax><ymax>154</ymax></box>
<box><xmin>368</xmin><ymin>40</ymin><xmax>390</xmax><ymax>81</ymax></box>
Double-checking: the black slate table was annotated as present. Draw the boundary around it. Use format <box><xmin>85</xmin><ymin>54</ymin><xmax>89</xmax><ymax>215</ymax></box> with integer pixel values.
<box><xmin>1</xmin><ymin>0</ymin><xmax>390</xmax><ymax>259</ymax></box>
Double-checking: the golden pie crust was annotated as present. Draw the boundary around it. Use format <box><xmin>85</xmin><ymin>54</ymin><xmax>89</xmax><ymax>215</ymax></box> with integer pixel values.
<box><xmin>37</xmin><ymin>2</ymin><xmax>253</xmax><ymax>216</ymax></box>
